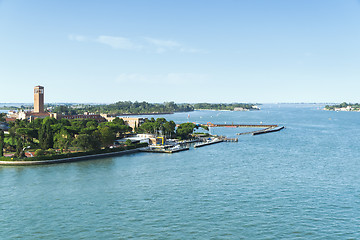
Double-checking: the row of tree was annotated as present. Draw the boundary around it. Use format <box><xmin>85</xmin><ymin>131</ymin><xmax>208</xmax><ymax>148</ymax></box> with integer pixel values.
<box><xmin>51</xmin><ymin>101</ymin><xmax>194</xmax><ymax>115</ymax></box>
<box><xmin>3</xmin><ymin>117</ymin><xmax>132</xmax><ymax>157</ymax></box>
<box><xmin>51</xmin><ymin>102</ymin><xmax>260</xmax><ymax>115</ymax></box>
<box><xmin>193</xmin><ymin>103</ymin><xmax>257</xmax><ymax>111</ymax></box>
<box><xmin>0</xmin><ymin>130</ymin><xmax>4</xmax><ymax>157</ymax></box>
<box><xmin>325</xmin><ymin>102</ymin><xmax>360</xmax><ymax>110</ymax></box>
<box><xmin>136</xmin><ymin>117</ymin><xmax>207</xmax><ymax>140</ymax></box>
<box><xmin>5</xmin><ymin>102</ymin><xmax>260</xmax><ymax>115</ymax></box>
<box><xmin>0</xmin><ymin>116</ymin><xmax>204</xmax><ymax>157</ymax></box>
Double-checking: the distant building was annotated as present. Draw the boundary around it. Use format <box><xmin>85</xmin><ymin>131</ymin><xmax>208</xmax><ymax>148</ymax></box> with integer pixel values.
<box><xmin>34</xmin><ymin>85</ymin><xmax>44</xmax><ymax>113</ymax></box>
<box><xmin>6</xmin><ymin>111</ymin><xmax>18</xmax><ymax>119</ymax></box>
<box><xmin>17</xmin><ymin>111</ymin><xmax>53</xmax><ymax>121</ymax></box>
<box><xmin>234</xmin><ymin>107</ymin><xmax>248</xmax><ymax>111</ymax></box>
<box><xmin>120</xmin><ymin>117</ymin><xmax>147</xmax><ymax>130</ymax></box>
<box><xmin>7</xmin><ymin>85</ymin><xmax>51</xmax><ymax>121</ymax></box>
<box><xmin>101</xmin><ymin>114</ymin><xmax>147</xmax><ymax>130</ymax></box>
<box><xmin>5</xmin><ymin>86</ymin><xmax>147</xmax><ymax>132</ymax></box>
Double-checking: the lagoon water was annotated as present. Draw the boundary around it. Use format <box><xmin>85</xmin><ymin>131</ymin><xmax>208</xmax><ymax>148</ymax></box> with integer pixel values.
<box><xmin>1</xmin><ymin>104</ymin><xmax>360</xmax><ymax>239</ymax></box>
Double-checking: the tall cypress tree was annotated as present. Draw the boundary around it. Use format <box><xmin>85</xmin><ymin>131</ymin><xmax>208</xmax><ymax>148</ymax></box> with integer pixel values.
<box><xmin>15</xmin><ymin>136</ymin><xmax>24</xmax><ymax>158</ymax></box>
<box><xmin>38</xmin><ymin>124</ymin><xmax>46</xmax><ymax>149</ymax></box>
<box><xmin>39</xmin><ymin>121</ymin><xmax>54</xmax><ymax>150</ymax></box>
<box><xmin>45</xmin><ymin>123</ymin><xmax>54</xmax><ymax>149</ymax></box>
<box><xmin>0</xmin><ymin>130</ymin><xmax>4</xmax><ymax>157</ymax></box>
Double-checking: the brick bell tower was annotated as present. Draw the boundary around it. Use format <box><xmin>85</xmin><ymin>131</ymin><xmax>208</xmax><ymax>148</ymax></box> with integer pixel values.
<box><xmin>34</xmin><ymin>85</ymin><xmax>44</xmax><ymax>113</ymax></box>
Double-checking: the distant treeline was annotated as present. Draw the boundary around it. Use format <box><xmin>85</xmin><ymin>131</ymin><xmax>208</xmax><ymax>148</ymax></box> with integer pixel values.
<box><xmin>193</xmin><ymin>103</ymin><xmax>257</xmax><ymax>111</ymax></box>
<box><xmin>325</xmin><ymin>102</ymin><xmax>360</xmax><ymax>111</ymax></box>
<box><xmin>3</xmin><ymin>101</ymin><xmax>259</xmax><ymax>115</ymax></box>
<box><xmin>52</xmin><ymin>101</ymin><xmax>194</xmax><ymax>115</ymax></box>
<box><xmin>0</xmin><ymin>106</ymin><xmax>32</xmax><ymax>110</ymax></box>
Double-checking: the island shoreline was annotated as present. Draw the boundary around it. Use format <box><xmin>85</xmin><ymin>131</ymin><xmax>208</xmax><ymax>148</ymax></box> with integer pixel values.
<box><xmin>0</xmin><ymin>148</ymin><xmax>143</xmax><ymax>166</ymax></box>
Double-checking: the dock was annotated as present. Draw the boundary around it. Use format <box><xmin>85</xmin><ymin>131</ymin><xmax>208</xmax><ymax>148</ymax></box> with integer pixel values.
<box><xmin>236</xmin><ymin>127</ymin><xmax>274</xmax><ymax>135</ymax></box>
<box><xmin>140</xmin><ymin>146</ymin><xmax>190</xmax><ymax>153</ymax></box>
<box><xmin>222</xmin><ymin>138</ymin><xmax>238</xmax><ymax>142</ymax></box>
<box><xmin>204</xmin><ymin>123</ymin><xmax>278</xmax><ymax>128</ymax></box>
<box><xmin>252</xmin><ymin>126</ymin><xmax>285</xmax><ymax>135</ymax></box>
<box><xmin>218</xmin><ymin>136</ymin><xmax>238</xmax><ymax>142</ymax></box>
<box><xmin>194</xmin><ymin>139</ymin><xmax>223</xmax><ymax>148</ymax></box>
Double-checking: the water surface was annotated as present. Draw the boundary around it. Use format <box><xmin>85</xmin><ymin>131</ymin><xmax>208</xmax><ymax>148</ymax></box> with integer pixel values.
<box><xmin>1</xmin><ymin>104</ymin><xmax>360</xmax><ymax>239</ymax></box>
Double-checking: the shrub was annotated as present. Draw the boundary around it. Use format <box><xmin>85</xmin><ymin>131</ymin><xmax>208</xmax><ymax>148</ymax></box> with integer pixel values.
<box><xmin>46</xmin><ymin>149</ymin><xmax>56</xmax><ymax>155</ymax></box>
<box><xmin>34</xmin><ymin>149</ymin><xmax>45</xmax><ymax>156</ymax></box>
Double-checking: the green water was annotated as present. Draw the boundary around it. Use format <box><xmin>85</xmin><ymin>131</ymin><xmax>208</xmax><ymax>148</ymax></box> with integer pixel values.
<box><xmin>1</xmin><ymin>104</ymin><xmax>360</xmax><ymax>239</ymax></box>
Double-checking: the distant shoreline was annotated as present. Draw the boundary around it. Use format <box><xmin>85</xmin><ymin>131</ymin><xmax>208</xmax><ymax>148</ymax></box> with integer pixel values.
<box><xmin>324</xmin><ymin>102</ymin><xmax>360</xmax><ymax>112</ymax></box>
<box><xmin>116</xmin><ymin>112</ymin><xmax>175</xmax><ymax>116</ymax></box>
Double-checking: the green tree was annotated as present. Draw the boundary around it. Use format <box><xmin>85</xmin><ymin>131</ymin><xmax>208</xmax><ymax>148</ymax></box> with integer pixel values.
<box><xmin>86</xmin><ymin>120</ymin><xmax>98</xmax><ymax>128</ymax></box>
<box><xmin>16</xmin><ymin>128</ymin><xmax>37</xmax><ymax>144</ymax></box>
<box><xmin>28</xmin><ymin>118</ymin><xmax>43</xmax><ymax>129</ymax></box>
<box><xmin>163</xmin><ymin>120</ymin><xmax>176</xmax><ymax>138</ymax></box>
<box><xmin>339</xmin><ymin>102</ymin><xmax>348</xmax><ymax>108</ymax></box>
<box><xmin>39</xmin><ymin>120</ymin><xmax>54</xmax><ymax>150</ymax></box>
<box><xmin>34</xmin><ymin>149</ymin><xmax>45</xmax><ymax>157</ymax></box>
<box><xmin>0</xmin><ymin>113</ymin><xmax>5</xmax><ymax>122</ymax></box>
<box><xmin>138</xmin><ymin>121</ymin><xmax>156</xmax><ymax>134</ymax></box>
<box><xmin>112</xmin><ymin>117</ymin><xmax>125</xmax><ymax>125</ymax></box>
<box><xmin>0</xmin><ymin>130</ymin><xmax>4</xmax><ymax>156</ymax></box>
<box><xmin>74</xmin><ymin>132</ymin><xmax>101</xmax><ymax>151</ymax></box>
<box><xmin>53</xmin><ymin>129</ymin><xmax>72</xmax><ymax>152</ymax></box>
<box><xmin>80</xmin><ymin>126</ymin><xmax>97</xmax><ymax>135</ymax></box>
<box><xmin>99</xmin><ymin>126</ymin><xmax>116</xmax><ymax>147</ymax></box>
<box><xmin>8</xmin><ymin>126</ymin><xmax>16</xmax><ymax>146</ymax></box>
<box><xmin>15</xmin><ymin>136</ymin><xmax>25</xmax><ymax>158</ymax></box>
<box><xmin>73</xmin><ymin>134</ymin><xmax>92</xmax><ymax>151</ymax></box>
<box><xmin>176</xmin><ymin>123</ymin><xmax>196</xmax><ymax>140</ymax></box>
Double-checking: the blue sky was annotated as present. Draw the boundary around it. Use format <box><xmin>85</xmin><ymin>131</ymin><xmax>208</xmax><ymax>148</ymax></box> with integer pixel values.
<box><xmin>1</xmin><ymin>0</ymin><xmax>360</xmax><ymax>103</ymax></box>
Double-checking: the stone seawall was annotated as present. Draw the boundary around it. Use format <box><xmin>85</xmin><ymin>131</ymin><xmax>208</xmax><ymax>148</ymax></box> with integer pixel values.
<box><xmin>0</xmin><ymin>148</ymin><xmax>142</xmax><ymax>166</ymax></box>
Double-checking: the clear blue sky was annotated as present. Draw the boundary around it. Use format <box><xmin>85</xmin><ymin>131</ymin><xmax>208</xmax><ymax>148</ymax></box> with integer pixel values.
<box><xmin>1</xmin><ymin>0</ymin><xmax>360</xmax><ymax>103</ymax></box>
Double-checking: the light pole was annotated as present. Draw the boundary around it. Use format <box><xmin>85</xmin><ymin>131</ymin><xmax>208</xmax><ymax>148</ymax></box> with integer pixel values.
<box><xmin>21</xmin><ymin>146</ymin><xmax>31</xmax><ymax>157</ymax></box>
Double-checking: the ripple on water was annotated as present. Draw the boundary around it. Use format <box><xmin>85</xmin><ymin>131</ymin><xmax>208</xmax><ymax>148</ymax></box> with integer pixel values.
<box><xmin>1</xmin><ymin>106</ymin><xmax>360</xmax><ymax>239</ymax></box>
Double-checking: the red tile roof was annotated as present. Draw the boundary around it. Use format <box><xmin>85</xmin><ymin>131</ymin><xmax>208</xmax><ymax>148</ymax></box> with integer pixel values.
<box><xmin>27</xmin><ymin>112</ymin><xmax>50</xmax><ymax>117</ymax></box>
<box><xmin>5</xmin><ymin>117</ymin><xmax>16</xmax><ymax>122</ymax></box>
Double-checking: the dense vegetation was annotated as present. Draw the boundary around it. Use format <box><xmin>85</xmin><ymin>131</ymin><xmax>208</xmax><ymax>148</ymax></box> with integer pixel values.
<box><xmin>0</xmin><ymin>143</ymin><xmax>147</xmax><ymax>162</ymax></box>
<box><xmin>3</xmin><ymin>102</ymin><xmax>260</xmax><ymax>115</ymax></box>
<box><xmin>51</xmin><ymin>102</ymin><xmax>259</xmax><ymax>115</ymax></box>
<box><xmin>137</xmin><ymin>118</ymin><xmax>176</xmax><ymax>138</ymax></box>
<box><xmin>193</xmin><ymin>103</ymin><xmax>258</xmax><ymax>111</ymax></box>
<box><xmin>0</xmin><ymin>114</ymin><xmax>206</xmax><ymax>160</ymax></box>
<box><xmin>1</xmin><ymin>117</ymin><xmax>132</xmax><ymax>158</ymax></box>
<box><xmin>325</xmin><ymin>102</ymin><xmax>360</xmax><ymax>111</ymax></box>
<box><xmin>52</xmin><ymin>101</ymin><xmax>194</xmax><ymax>115</ymax></box>
<box><xmin>136</xmin><ymin>118</ymin><xmax>206</xmax><ymax>140</ymax></box>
